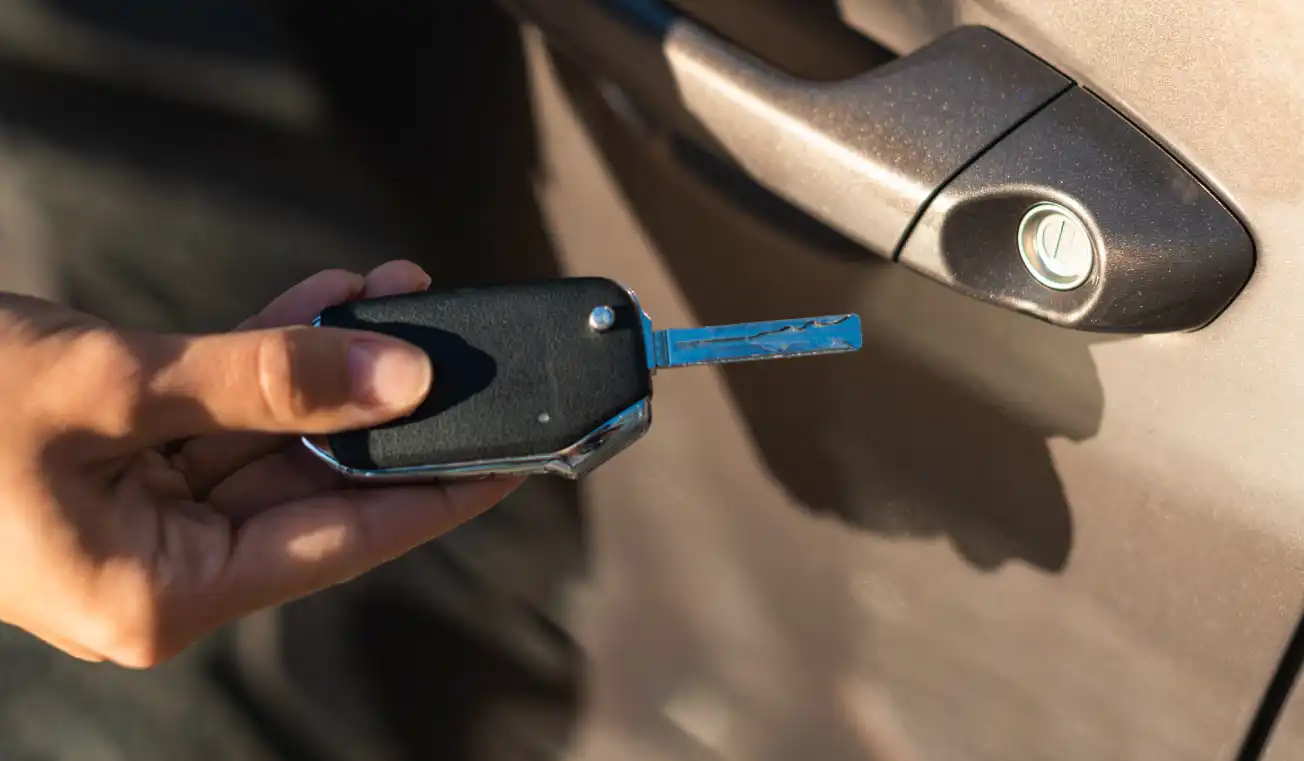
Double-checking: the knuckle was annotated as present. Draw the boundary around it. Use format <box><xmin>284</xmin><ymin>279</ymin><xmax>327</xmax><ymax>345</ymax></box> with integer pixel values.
<box><xmin>319</xmin><ymin>268</ymin><xmax>361</xmax><ymax>283</ymax></box>
<box><xmin>69</xmin><ymin>329</ymin><xmax>140</xmax><ymax>381</ymax></box>
<box><xmin>46</xmin><ymin>330</ymin><xmax>143</xmax><ymax>436</ymax></box>
<box><xmin>254</xmin><ymin>330</ymin><xmax>313</xmax><ymax>424</ymax></box>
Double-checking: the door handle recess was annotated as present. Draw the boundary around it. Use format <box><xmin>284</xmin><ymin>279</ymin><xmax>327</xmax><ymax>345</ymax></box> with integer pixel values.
<box><xmin>505</xmin><ymin>0</ymin><xmax>1255</xmax><ymax>333</ymax></box>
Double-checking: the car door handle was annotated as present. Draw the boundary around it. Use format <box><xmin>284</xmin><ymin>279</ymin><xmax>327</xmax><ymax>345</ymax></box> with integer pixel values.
<box><xmin>659</xmin><ymin>22</ymin><xmax>1070</xmax><ymax>260</ymax></box>
<box><xmin>505</xmin><ymin>0</ymin><xmax>1254</xmax><ymax>333</ymax></box>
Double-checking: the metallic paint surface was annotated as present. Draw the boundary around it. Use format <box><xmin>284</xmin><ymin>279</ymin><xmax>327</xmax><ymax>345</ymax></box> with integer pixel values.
<box><xmin>519</xmin><ymin>2</ymin><xmax>1304</xmax><ymax>757</ymax></box>
<box><xmin>840</xmin><ymin>0</ymin><xmax>1304</xmax><ymax>756</ymax></box>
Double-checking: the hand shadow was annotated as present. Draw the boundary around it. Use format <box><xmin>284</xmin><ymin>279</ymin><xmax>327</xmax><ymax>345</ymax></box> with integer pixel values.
<box><xmin>548</xmin><ymin>28</ymin><xmax>1112</xmax><ymax>572</ymax></box>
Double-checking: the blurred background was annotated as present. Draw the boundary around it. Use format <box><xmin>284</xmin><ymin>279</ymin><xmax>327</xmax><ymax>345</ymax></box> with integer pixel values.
<box><xmin>0</xmin><ymin>2</ymin><xmax>589</xmax><ymax>759</ymax></box>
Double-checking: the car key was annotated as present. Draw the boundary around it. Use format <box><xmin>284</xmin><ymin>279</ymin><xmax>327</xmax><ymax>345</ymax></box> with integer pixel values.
<box><xmin>301</xmin><ymin>277</ymin><xmax>861</xmax><ymax>481</ymax></box>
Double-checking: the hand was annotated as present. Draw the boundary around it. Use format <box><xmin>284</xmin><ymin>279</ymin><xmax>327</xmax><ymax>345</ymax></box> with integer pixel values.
<box><xmin>0</xmin><ymin>261</ymin><xmax>520</xmax><ymax>667</ymax></box>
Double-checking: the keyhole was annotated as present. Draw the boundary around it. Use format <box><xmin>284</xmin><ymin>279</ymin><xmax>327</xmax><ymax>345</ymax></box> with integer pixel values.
<box><xmin>1018</xmin><ymin>202</ymin><xmax>1095</xmax><ymax>290</ymax></box>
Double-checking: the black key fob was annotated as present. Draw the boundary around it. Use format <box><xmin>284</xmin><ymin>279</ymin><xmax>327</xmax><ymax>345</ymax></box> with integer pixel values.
<box><xmin>302</xmin><ymin>277</ymin><xmax>654</xmax><ymax>481</ymax></box>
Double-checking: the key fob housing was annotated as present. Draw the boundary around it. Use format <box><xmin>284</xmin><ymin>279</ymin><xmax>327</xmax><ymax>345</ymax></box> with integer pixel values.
<box><xmin>305</xmin><ymin>278</ymin><xmax>653</xmax><ymax>481</ymax></box>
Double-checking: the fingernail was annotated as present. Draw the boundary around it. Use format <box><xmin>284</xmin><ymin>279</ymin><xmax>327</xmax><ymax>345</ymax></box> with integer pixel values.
<box><xmin>349</xmin><ymin>338</ymin><xmax>432</xmax><ymax>410</ymax></box>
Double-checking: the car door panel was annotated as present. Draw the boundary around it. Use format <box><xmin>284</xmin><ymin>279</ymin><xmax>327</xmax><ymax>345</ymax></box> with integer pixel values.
<box><xmin>507</xmin><ymin>0</ymin><xmax>1304</xmax><ymax>758</ymax></box>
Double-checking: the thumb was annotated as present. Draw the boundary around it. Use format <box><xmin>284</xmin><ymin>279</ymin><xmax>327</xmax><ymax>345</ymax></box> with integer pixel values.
<box><xmin>132</xmin><ymin>325</ymin><xmax>432</xmax><ymax>443</ymax></box>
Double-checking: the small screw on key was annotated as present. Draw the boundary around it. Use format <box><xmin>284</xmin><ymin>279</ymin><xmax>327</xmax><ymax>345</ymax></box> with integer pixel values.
<box><xmin>302</xmin><ymin>277</ymin><xmax>861</xmax><ymax>481</ymax></box>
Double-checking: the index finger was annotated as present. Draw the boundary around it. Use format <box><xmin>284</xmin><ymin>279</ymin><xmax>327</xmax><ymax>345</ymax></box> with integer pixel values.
<box><xmin>241</xmin><ymin>262</ymin><xmax>432</xmax><ymax>331</ymax></box>
<box><xmin>239</xmin><ymin>269</ymin><xmax>366</xmax><ymax>331</ymax></box>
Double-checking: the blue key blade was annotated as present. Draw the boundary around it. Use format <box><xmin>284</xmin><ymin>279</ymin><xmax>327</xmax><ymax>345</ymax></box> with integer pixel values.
<box><xmin>651</xmin><ymin>314</ymin><xmax>862</xmax><ymax>369</ymax></box>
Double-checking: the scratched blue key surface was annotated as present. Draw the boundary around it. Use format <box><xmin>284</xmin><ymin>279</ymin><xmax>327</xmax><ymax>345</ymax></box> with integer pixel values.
<box><xmin>650</xmin><ymin>314</ymin><xmax>863</xmax><ymax>369</ymax></box>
